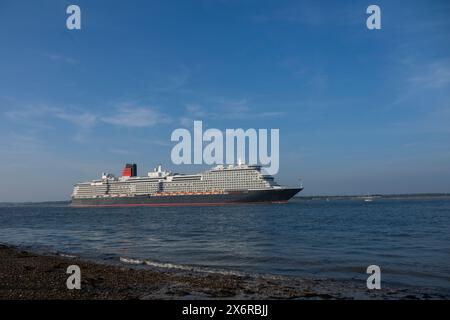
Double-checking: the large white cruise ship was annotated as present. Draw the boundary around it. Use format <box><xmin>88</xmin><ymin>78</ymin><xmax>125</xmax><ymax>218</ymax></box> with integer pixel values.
<box><xmin>71</xmin><ymin>163</ymin><xmax>302</xmax><ymax>207</ymax></box>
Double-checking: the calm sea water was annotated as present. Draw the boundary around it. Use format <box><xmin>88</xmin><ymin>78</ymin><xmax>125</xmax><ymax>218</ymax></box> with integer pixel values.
<box><xmin>0</xmin><ymin>198</ymin><xmax>449</xmax><ymax>290</ymax></box>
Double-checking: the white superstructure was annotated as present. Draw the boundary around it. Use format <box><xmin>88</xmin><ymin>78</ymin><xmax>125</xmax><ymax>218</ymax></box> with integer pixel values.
<box><xmin>72</xmin><ymin>164</ymin><xmax>280</xmax><ymax>199</ymax></box>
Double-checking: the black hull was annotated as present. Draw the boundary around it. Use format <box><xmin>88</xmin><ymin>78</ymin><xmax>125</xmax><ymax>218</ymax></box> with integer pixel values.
<box><xmin>70</xmin><ymin>188</ymin><xmax>302</xmax><ymax>207</ymax></box>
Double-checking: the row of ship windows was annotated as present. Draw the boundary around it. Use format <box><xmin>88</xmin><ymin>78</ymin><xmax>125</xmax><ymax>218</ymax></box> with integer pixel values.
<box><xmin>79</xmin><ymin>181</ymin><xmax>261</xmax><ymax>190</ymax></box>
<box><xmin>78</xmin><ymin>181</ymin><xmax>266</xmax><ymax>188</ymax></box>
<box><xmin>80</xmin><ymin>174</ymin><xmax>262</xmax><ymax>186</ymax></box>
<box><xmin>76</xmin><ymin>183</ymin><xmax>269</xmax><ymax>194</ymax></box>
<box><xmin>78</xmin><ymin>179</ymin><xmax>266</xmax><ymax>188</ymax></box>
<box><xmin>77</xmin><ymin>182</ymin><xmax>267</xmax><ymax>192</ymax></box>
<box><xmin>76</xmin><ymin>179</ymin><xmax>268</xmax><ymax>192</ymax></box>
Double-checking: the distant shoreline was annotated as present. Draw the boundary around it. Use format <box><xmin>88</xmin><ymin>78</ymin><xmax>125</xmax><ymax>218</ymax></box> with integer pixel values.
<box><xmin>1</xmin><ymin>193</ymin><xmax>449</xmax><ymax>206</ymax></box>
<box><xmin>296</xmin><ymin>193</ymin><xmax>450</xmax><ymax>201</ymax></box>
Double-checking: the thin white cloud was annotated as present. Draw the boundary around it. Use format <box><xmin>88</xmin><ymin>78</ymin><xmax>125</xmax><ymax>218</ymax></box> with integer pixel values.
<box><xmin>0</xmin><ymin>131</ymin><xmax>46</xmax><ymax>156</ymax></box>
<box><xmin>387</xmin><ymin>58</ymin><xmax>450</xmax><ymax>108</ymax></box>
<box><xmin>6</xmin><ymin>105</ymin><xmax>55</xmax><ymax>120</ymax></box>
<box><xmin>182</xmin><ymin>99</ymin><xmax>284</xmax><ymax>121</ymax></box>
<box><xmin>54</xmin><ymin>110</ymin><xmax>96</xmax><ymax>128</ymax></box>
<box><xmin>5</xmin><ymin>105</ymin><xmax>59</xmax><ymax>130</ymax></box>
<box><xmin>4</xmin><ymin>105</ymin><xmax>96</xmax><ymax>142</ymax></box>
<box><xmin>101</xmin><ymin>106</ymin><xmax>171</xmax><ymax>128</ymax></box>
<box><xmin>407</xmin><ymin>60</ymin><xmax>450</xmax><ymax>88</ymax></box>
<box><xmin>6</xmin><ymin>105</ymin><xmax>96</xmax><ymax>127</ymax></box>
<box><xmin>4</xmin><ymin>101</ymin><xmax>172</xmax><ymax>131</ymax></box>
<box><xmin>54</xmin><ymin>110</ymin><xmax>97</xmax><ymax>142</ymax></box>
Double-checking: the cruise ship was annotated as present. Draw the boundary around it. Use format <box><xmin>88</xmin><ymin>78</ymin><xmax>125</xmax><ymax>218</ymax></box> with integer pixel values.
<box><xmin>71</xmin><ymin>163</ymin><xmax>302</xmax><ymax>207</ymax></box>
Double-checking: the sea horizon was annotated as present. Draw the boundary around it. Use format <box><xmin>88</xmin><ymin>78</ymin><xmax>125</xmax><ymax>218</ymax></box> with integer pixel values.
<box><xmin>2</xmin><ymin>192</ymin><xmax>450</xmax><ymax>205</ymax></box>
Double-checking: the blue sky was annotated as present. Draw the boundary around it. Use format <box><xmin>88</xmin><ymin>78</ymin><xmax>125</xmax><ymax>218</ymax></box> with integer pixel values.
<box><xmin>0</xmin><ymin>0</ymin><xmax>449</xmax><ymax>201</ymax></box>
